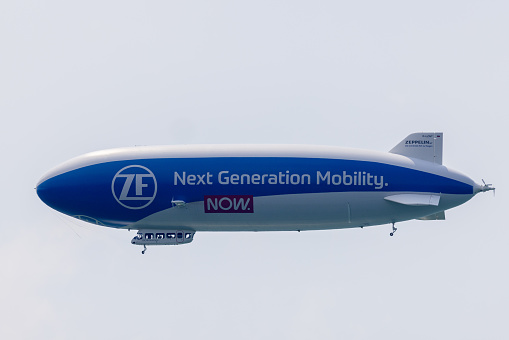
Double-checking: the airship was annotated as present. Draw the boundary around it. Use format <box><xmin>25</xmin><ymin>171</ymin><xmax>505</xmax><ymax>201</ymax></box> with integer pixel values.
<box><xmin>36</xmin><ymin>132</ymin><xmax>493</xmax><ymax>253</ymax></box>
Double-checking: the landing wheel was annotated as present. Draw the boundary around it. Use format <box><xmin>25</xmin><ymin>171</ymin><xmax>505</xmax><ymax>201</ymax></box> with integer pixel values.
<box><xmin>390</xmin><ymin>223</ymin><xmax>397</xmax><ymax>236</ymax></box>
<box><xmin>142</xmin><ymin>245</ymin><xmax>147</xmax><ymax>254</ymax></box>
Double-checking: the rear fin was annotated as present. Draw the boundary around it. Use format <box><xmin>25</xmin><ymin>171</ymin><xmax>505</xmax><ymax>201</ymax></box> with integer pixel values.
<box><xmin>384</xmin><ymin>194</ymin><xmax>440</xmax><ymax>206</ymax></box>
<box><xmin>389</xmin><ymin>132</ymin><xmax>443</xmax><ymax>164</ymax></box>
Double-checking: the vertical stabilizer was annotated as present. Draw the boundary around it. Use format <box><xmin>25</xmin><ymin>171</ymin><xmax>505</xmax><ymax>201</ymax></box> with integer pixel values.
<box><xmin>389</xmin><ymin>132</ymin><xmax>443</xmax><ymax>164</ymax></box>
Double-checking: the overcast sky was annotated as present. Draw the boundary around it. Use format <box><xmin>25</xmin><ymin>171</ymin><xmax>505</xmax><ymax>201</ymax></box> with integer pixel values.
<box><xmin>1</xmin><ymin>1</ymin><xmax>507</xmax><ymax>339</ymax></box>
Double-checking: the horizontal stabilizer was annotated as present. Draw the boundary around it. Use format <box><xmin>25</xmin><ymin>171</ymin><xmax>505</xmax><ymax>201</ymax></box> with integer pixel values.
<box><xmin>417</xmin><ymin>211</ymin><xmax>446</xmax><ymax>220</ymax></box>
<box><xmin>390</xmin><ymin>132</ymin><xmax>443</xmax><ymax>164</ymax></box>
<box><xmin>384</xmin><ymin>194</ymin><xmax>440</xmax><ymax>206</ymax></box>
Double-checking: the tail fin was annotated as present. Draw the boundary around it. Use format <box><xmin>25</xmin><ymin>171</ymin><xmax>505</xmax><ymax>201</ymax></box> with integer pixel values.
<box><xmin>389</xmin><ymin>132</ymin><xmax>443</xmax><ymax>164</ymax></box>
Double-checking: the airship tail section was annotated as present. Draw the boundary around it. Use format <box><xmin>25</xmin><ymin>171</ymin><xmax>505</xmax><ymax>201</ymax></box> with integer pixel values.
<box><xmin>390</xmin><ymin>132</ymin><xmax>443</xmax><ymax>165</ymax></box>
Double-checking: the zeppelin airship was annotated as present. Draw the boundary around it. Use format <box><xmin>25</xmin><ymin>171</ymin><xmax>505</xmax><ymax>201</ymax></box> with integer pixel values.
<box><xmin>36</xmin><ymin>132</ymin><xmax>494</xmax><ymax>253</ymax></box>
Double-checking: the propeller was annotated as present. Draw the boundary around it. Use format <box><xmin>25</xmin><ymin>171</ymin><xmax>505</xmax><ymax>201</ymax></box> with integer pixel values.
<box><xmin>481</xmin><ymin>179</ymin><xmax>496</xmax><ymax>196</ymax></box>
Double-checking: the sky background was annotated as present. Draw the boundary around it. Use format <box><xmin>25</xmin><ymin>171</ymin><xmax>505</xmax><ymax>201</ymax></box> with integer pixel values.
<box><xmin>1</xmin><ymin>1</ymin><xmax>507</xmax><ymax>339</ymax></box>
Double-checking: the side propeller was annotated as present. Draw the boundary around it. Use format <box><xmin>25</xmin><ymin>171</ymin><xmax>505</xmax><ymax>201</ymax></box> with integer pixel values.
<box><xmin>481</xmin><ymin>179</ymin><xmax>496</xmax><ymax>196</ymax></box>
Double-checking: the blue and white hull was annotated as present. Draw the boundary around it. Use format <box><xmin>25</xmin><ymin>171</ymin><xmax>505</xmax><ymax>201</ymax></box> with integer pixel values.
<box><xmin>36</xmin><ymin>133</ymin><xmax>492</xmax><ymax>248</ymax></box>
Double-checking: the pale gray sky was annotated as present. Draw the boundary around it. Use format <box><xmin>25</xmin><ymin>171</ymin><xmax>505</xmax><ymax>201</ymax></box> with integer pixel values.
<box><xmin>1</xmin><ymin>1</ymin><xmax>507</xmax><ymax>339</ymax></box>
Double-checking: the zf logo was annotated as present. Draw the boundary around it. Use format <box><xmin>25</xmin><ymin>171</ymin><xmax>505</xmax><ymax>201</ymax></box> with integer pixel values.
<box><xmin>112</xmin><ymin>165</ymin><xmax>157</xmax><ymax>209</ymax></box>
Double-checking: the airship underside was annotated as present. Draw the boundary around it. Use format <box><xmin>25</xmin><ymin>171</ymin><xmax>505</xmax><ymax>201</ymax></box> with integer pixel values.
<box><xmin>36</xmin><ymin>133</ymin><xmax>493</xmax><ymax>250</ymax></box>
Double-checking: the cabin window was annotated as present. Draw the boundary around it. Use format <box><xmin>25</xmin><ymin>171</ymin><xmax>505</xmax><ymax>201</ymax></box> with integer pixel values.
<box><xmin>156</xmin><ymin>233</ymin><xmax>164</xmax><ymax>239</ymax></box>
<box><xmin>177</xmin><ymin>232</ymin><xmax>183</xmax><ymax>239</ymax></box>
<box><xmin>185</xmin><ymin>233</ymin><xmax>192</xmax><ymax>239</ymax></box>
<box><xmin>145</xmin><ymin>233</ymin><xmax>154</xmax><ymax>240</ymax></box>
<box><xmin>167</xmin><ymin>233</ymin><xmax>176</xmax><ymax>239</ymax></box>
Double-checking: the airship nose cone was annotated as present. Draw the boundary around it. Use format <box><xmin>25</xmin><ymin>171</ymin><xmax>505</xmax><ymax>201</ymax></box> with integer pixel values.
<box><xmin>36</xmin><ymin>180</ymin><xmax>46</xmax><ymax>201</ymax></box>
<box><xmin>36</xmin><ymin>175</ymin><xmax>61</xmax><ymax>212</ymax></box>
<box><xmin>36</xmin><ymin>164</ymin><xmax>77</xmax><ymax>214</ymax></box>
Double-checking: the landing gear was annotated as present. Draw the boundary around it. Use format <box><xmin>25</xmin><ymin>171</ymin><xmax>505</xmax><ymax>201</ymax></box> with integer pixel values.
<box><xmin>390</xmin><ymin>223</ymin><xmax>397</xmax><ymax>236</ymax></box>
<box><xmin>142</xmin><ymin>245</ymin><xmax>147</xmax><ymax>254</ymax></box>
